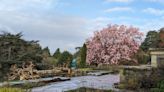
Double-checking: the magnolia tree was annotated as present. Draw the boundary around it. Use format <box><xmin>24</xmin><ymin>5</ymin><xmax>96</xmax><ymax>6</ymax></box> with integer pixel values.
<box><xmin>86</xmin><ymin>24</ymin><xmax>143</xmax><ymax>65</ymax></box>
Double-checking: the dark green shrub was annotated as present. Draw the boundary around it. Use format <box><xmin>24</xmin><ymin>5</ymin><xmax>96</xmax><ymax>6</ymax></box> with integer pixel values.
<box><xmin>151</xmin><ymin>88</ymin><xmax>164</xmax><ymax>92</ymax></box>
<box><xmin>151</xmin><ymin>80</ymin><xmax>164</xmax><ymax>92</ymax></box>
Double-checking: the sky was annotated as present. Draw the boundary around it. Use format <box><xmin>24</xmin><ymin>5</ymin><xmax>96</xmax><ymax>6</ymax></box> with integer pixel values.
<box><xmin>0</xmin><ymin>0</ymin><xmax>164</xmax><ymax>53</ymax></box>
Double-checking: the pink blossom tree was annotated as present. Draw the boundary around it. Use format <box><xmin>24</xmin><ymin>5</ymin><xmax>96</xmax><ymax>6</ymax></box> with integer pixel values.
<box><xmin>86</xmin><ymin>24</ymin><xmax>143</xmax><ymax>65</ymax></box>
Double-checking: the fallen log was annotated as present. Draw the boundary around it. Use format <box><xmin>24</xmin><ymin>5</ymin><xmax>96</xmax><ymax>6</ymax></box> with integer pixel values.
<box><xmin>8</xmin><ymin>62</ymin><xmax>71</xmax><ymax>80</ymax></box>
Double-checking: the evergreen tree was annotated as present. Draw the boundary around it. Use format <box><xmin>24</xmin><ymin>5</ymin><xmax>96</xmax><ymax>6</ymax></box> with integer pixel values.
<box><xmin>0</xmin><ymin>31</ymin><xmax>43</xmax><ymax>63</ymax></box>
<box><xmin>0</xmin><ymin>31</ymin><xmax>44</xmax><ymax>78</ymax></box>
<box><xmin>79</xmin><ymin>44</ymin><xmax>87</xmax><ymax>68</ymax></box>
<box><xmin>42</xmin><ymin>47</ymin><xmax>51</xmax><ymax>57</ymax></box>
<box><xmin>141</xmin><ymin>31</ymin><xmax>159</xmax><ymax>51</ymax></box>
<box><xmin>58</xmin><ymin>51</ymin><xmax>73</xmax><ymax>66</ymax></box>
<box><xmin>53</xmin><ymin>48</ymin><xmax>61</xmax><ymax>59</ymax></box>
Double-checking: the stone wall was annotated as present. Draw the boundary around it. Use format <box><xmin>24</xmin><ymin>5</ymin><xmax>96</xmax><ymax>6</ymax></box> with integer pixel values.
<box><xmin>157</xmin><ymin>55</ymin><xmax>164</xmax><ymax>68</ymax></box>
<box><xmin>150</xmin><ymin>49</ymin><xmax>164</xmax><ymax>68</ymax></box>
<box><xmin>119</xmin><ymin>66</ymin><xmax>164</xmax><ymax>90</ymax></box>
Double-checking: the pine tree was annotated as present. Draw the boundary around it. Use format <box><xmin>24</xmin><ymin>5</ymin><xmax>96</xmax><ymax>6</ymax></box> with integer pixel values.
<box><xmin>53</xmin><ymin>48</ymin><xmax>61</xmax><ymax>59</ymax></box>
<box><xmin>42</xmin><ymin>47</ymin><xmax>51</xmax><ymax>56</ymax></box>
<box><xmin>80</xmin><ymin>44</ymin><xmax>87</xmax><ymax>68</ymax></box>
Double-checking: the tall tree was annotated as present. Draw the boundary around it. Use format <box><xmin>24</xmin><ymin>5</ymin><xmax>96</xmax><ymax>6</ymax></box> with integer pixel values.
<box><xmin>0</xmin><ymin>31</ymin><xmax>43</xmax><ymax>63</ymax></box>
<box><xmin>42</xmin><ymin>47</ymin><xmax>51</xmax><ymax>56</ymax></box>
<box><xmin>141</xmin><ymin>31</ymin><xmax>159</xmax><ymax>51</ymax></box>
<box><xmin>58</xmin><ymin>51</ymin><xmax>73</xmax><ymax>66</ymax></box>
<box><xmin>79</xmin><ymin>44</ymin><xmax>87</xmax><ymax>68</ymax></box>
<box><xmin>86</xmin><ymin>24</ymin><xmax>143</xmax><ymax>65</ymax></box>
<box><xmin>53</xmin><ymin>48</ymin><xmax>61</xmax><ymax>59</ymax></box>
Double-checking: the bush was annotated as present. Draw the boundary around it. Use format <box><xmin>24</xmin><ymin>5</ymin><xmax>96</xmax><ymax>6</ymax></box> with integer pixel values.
<box><xmin>151</xmin><ymin>88</ymin><xmax>164</xmax><ymax>92</ymax></box>
<box><xmin>151</xmin><ymin>80</ymin><xmax>164</xmax><ymax>92</ymax></box>
<box><xmin>136</xmin><ymin>49</ymin><xmax>150</xmax><ymax>64</ymax></box>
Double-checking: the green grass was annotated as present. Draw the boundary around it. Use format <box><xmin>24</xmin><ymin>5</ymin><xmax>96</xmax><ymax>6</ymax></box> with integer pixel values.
<box><xmin>0</xmin><ymin>87</ymin><xmax>24</xmax><ymax>92</ymax></box>
<box><xmin>151</xmin><ymin>80</ymin><xmax>164</xmax><ymax>92</ymax></box>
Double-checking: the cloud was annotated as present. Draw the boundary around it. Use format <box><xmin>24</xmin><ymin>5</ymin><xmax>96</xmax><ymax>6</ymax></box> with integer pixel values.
<box><xmin>0</xmin><ymin>0</ymin><xmax>59</xmax><ymax>12</ymax></box>
<box><xmin>0</xmin><ymin>0</ymin><xmax>89</xmax><ymax>53</ymax></box>
<box><xmin>137</xmin><ymin>19</ymin><xmax>164</xmax><ymax>34</ymax></box>
<box><xmin>90</xmin><ymin>16</ymin><xmax>163</xmax><ymax>37</ymax></box>
<box><xmin>145</xmin><ymin>0</ymin><xmax>164</xmax><ymax>5</ymax></box>
<box><xmin>145</xmin><ymin>0</ymin><xmax>164</xmax><ymax>3</ymax></box>
<box><xmin>0</xmin><ymin>12</ymin><xmax>89</xmax><ymax>53</ymax></box>
<box><xmin>105</xmin><ymin>0</ymin><xmax>134</xmax><ymax>3</ymax></box>
<box><xmin>89</xmin><ymin>17</ymin><xmax>111</xmax><ymax>30</ymax></box>
<box><xmin>143</xmin><ymin>8</ymin><xmax>164</xmax><ymax>16</ymax></box>
<box><xmin>0</xmin><ymin>0</ymin><xmax>163</xmax><ymax>54</ymax></box>
<box><xmin>104</xmin><ymin>7</ymin><xmax>133</xmax><ymax>13</ymax></box>
<box><xmin>0</xmin><ymin>24</ymin><xmax>16</xmax><ymax>34</ymax></box>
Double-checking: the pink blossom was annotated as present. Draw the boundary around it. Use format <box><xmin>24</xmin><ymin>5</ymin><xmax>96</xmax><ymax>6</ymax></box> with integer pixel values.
<box><xmin>86</xmin><ymin>24</ymin><xmax>143</xmax><ymax>65</ymax></box>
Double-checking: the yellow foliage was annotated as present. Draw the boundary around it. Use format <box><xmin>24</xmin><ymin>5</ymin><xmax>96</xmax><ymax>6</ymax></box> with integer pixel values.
<box><xmin>0</xmin><ymin>87</ymin><xmax>24</xmax><ymax>92</ymax></box>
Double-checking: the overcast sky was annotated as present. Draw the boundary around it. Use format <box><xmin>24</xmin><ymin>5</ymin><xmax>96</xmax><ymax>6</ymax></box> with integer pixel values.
<box><xmin>0</xmin><ymin>0</ymin><xmax>164</xmax><ymax>53</ymax></box>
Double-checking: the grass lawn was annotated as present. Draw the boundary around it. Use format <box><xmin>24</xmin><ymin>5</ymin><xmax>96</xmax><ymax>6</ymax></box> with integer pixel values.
<box><xmin>0</xmin><ymin>87</ymin><xmax>25</xmax><ymax>92</ymax></box>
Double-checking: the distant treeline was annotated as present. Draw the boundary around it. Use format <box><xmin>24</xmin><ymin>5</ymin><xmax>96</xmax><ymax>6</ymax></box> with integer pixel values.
<box><xmin>0</xmin><ymin>27</ymin><xmax>163</xmax><ymax>73</ymax></box>
<box><xmin>0</xmin><ymin>31</ymin><xmax>87</xmax><ymax>70</ymax></box>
